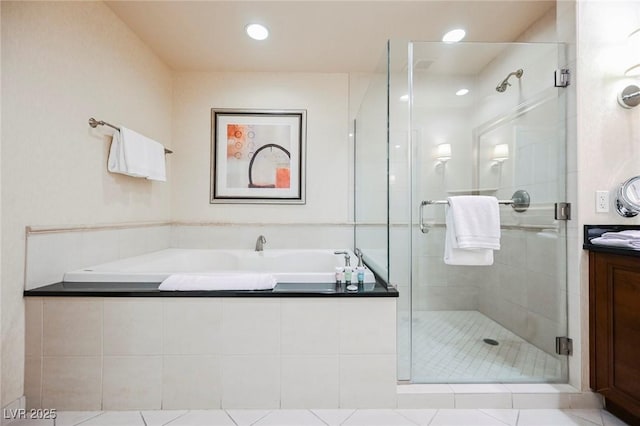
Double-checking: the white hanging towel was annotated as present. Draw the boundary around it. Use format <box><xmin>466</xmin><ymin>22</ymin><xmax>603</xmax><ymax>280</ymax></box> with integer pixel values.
<box><xmin>444</xmin><ymin>196</ymin><xmax>501</xmax><ymax>266</ymax></box>
<box><xmin>107</xmin><ymin>127</ymin><xmax>166</xmax><ymax>181</ymax></box>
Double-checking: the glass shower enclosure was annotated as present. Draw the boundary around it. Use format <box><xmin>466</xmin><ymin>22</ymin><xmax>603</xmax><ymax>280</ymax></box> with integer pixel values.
<box><xmin>355</xmin><ymin>40</ymin><xmax>568</xmax><ymax>384</ymax></box>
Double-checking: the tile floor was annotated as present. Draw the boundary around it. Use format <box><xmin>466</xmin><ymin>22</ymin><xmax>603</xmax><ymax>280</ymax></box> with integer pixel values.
<box><xmin>401</xmin><ymin>311</ymin><xmax>563</xmax><ymax>383</ymax></box>
<box><xmin>3</xmin><ymin>408</ymin><xmax>631</xmax><ymax>426</ymax></box>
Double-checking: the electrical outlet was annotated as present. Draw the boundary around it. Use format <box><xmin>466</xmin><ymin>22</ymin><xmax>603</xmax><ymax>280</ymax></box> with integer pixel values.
<box><xmin>596</xmin><ymin>190</ymin><xmax>609</xmax><ymax>213</ymax></box>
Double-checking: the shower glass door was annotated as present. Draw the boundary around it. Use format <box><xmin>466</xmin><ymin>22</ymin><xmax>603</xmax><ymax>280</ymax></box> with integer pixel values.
<box><xmin>406</xmin><ymin>41</ymin><xmax>568</xmax><ymax>383</ymax></box>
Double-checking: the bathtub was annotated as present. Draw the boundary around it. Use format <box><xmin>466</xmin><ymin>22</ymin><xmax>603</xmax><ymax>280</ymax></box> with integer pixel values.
<box><xmin>63</xmin><ymin>248</ymin><xmax>376</xmax><ymax>284</ymax></box>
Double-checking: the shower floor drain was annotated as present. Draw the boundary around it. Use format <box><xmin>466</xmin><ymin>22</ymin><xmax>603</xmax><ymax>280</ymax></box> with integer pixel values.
<box><xmin>483</xmin><ymin>338</ymin><xmax>499</xmax><ymax>346</ymax></box>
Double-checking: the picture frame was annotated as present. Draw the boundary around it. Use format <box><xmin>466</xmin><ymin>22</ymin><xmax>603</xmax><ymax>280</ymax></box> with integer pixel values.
<box><xmin>211</xmin><ymin>108</ymin><xmax>307</xmax><ymax>204</ymax></box>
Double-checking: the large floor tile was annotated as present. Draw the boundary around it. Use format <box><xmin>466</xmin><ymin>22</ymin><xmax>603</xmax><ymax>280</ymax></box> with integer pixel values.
<box><xmin>253</xmin><ymin>410</ymin><xmax>326</xmax><ymax>426</ymax></box>
<box><xmin>563</xmin><ymin>409</ymin><xmax>605</xmax><ymax>425</ymax></box>
<box><xmin>395</xmin><ymin>409</ymin><xmax>438</xmax><ymax>425</ymax></box>
<box><xmin>430</xmin><ymin>409</ymin><xmax>510</xmax><ymax>426</ymax></box>
<box><xmin>517</xmin><ymin>409</ymin><xmax>600</xmax><ymax>426</ymax></box>
<box><xmin>165</xmin><ymin>410</ymin><xmax>236</xmax><ymax>426</ymax></box>
<box><xmin>225</xmin><ymin>410</ymin><xmax>272</xmax><ymax>426</ymax></box>
<box><xmin>310</xmin><ymin>409</ymin><xmax>356</xmax><ymax>425</ymax></box>
<box><xmin>140</xmin><ymin>410</ymin><xmax>188</xmax><ymax>426</ymax></box>
<box><xmin>479</xmin><ymin>409</ymin><xmax>519</xmax><ymax>426</ymax></box>
<box><xmin>342</xmin><ymin>409</ymin><xmax>417</xmax><ymax>426</ymax></box>
<box><xmin>80</xmin><ymin>411</ymin><xmax>146</xmax><ymax>426</ymax></box>
<box><xmin>52</xmin><ymin>411</ymin><xmax>103</xmax><ymax>426</ymax></box>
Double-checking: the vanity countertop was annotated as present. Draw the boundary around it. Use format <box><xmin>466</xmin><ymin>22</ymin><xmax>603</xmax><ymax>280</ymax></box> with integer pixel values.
<box><xmin>583</xmin><ymin>225</ymin><xmax>640</xmax><ymax>257</ymax></box>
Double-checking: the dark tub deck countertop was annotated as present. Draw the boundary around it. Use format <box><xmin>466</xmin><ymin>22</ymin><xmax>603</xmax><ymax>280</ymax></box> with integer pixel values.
<box><xmin>24</xmin><ymin>281</ymin><xmax>398</xmax><ymax>298</ymax></box>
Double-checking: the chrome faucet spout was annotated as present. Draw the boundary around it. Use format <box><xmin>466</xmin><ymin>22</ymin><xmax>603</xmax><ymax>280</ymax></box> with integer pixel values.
<box><xmin>255</xmin><ymin>235</ymin><xmax>267</xmax><ymax>252</ymax></box>
<box><xmin>334</xmin><ymin>250</ymin><xmax>351</xmax><ymax>267</ymax></box>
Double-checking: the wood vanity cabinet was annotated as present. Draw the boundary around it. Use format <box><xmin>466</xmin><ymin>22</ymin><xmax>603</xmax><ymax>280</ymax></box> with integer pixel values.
<box><xmin>589</xmin><ymin>251</ymin><xmax>640</xmax><ymax>424</ymax></box>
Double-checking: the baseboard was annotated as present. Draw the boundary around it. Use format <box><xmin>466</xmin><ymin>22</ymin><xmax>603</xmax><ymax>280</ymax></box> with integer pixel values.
<box><xmin>397</xmin><ymin>384</ymin><xmax>604</xmax><ymax>409</ymax></box>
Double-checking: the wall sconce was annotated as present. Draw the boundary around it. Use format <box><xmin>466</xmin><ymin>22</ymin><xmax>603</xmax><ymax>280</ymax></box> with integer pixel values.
<box><xmin>492</xmin><ymin>144</ymin><xmax>509</xmax><ymax>164</ymax></box>
<box><xmin>618</xmin><ymin>27</ymin><xmax>640</xmax><ymax>109</ymax></box>
<box><xmin>435</xmin><ymin>143</ymin><xmax>452</xmax><ymax>164</ymax></box>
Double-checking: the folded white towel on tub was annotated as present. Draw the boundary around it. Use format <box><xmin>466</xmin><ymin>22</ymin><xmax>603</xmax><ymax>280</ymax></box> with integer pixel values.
<box><xmin>159</xmin><ymin>273</ymin><xmax>277</xmax><ymax>291</ymax></box>
<box><xmin>444</xmin><ymin>196</ymin><xmax>500</xmax><ymax>266</ymax></box>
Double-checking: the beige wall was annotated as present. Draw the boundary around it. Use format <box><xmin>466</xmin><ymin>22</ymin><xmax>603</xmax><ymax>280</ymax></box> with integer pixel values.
<box><xmin>1</xmin><ymin>1</ymin><xmax>172</xmax><ymax>405</ymax></box>
<box><xmin>171</xmin><ymin>72</ymin><xmax>350</xmax><ymax>224</ymax></box>
<box><xmin>575</xmin><ymin>0</ymin><xmax>640</xmax><ymax>390</ymax></box>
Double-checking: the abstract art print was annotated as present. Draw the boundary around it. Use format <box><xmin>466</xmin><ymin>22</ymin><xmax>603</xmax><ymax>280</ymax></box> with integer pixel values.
<box><xmin>211</xmin><ymin>109</ymin><xmax>306</xmax><ymax>204</ymax></box>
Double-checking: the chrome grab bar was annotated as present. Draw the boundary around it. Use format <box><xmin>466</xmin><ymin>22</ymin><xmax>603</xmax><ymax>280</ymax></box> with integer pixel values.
<box><xmin>419</xmin><ymin>190</ymin><xmax>530</xmax><ymax>234</ymax></box>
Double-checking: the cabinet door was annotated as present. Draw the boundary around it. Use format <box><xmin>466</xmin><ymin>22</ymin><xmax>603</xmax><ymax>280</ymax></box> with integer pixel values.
<box><xmin>590</xmin><ymin>252</ymin><xmax>640</xmax><ymax>420</ymax></box>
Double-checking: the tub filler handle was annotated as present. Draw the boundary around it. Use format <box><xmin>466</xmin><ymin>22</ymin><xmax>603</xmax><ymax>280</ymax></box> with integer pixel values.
<box><xmin>255</xmin><ymin>235</ymin><xmax>267</xmax><ymax>252</ymax></box>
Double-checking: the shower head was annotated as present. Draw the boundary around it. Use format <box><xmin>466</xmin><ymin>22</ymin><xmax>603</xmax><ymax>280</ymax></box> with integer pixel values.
<box><xmin>496</xmin><ymin>69</ymin><xmax>524</xmax><ymax>93</ymax></box>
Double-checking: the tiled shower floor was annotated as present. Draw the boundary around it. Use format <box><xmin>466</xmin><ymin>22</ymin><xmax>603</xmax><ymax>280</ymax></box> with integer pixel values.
<box><xmin>400</xmin><ymin>310</ymin><xmax>564</xmax><ymax>383</ymax></box>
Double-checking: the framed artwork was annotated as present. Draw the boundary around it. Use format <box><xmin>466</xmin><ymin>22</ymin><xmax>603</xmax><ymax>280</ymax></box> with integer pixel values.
<box><xmin>211</xmin><ymin>108</ymin><xmax>307</xmax><ymax>204</ymax></box>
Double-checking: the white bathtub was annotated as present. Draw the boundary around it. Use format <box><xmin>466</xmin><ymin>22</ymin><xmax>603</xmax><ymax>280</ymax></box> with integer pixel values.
<box><xmin>63</xmin><ymin>248</ymin><xmax>376</xmax><ymax>284</ymax></box>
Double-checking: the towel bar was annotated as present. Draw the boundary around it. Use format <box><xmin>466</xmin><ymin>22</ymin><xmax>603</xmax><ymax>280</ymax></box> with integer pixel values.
<box><xmin>89</xmin><ymin>117</ymin><xmax>173</xmax><ymax>154</ymax></box>
<box><xmin>419</xmin><ymin>190</ymin><xmax>530</xmax><ymax>234</ymax></box>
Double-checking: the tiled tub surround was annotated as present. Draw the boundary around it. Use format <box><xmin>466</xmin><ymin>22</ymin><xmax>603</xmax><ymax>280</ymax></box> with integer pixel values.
<box><xmin>24</xmin><ymin>297</ymin><xmax>397</xmax><ymax>410</ymax></box>
<box><xmin>25</xmin><ymin>224</ymin><xmax>172</xmax><ymax>290</ymax></box>
<box><xmin>25</xmin><ymin>223</ymin><xmax>354</xmax><ymax>290</ymax></box>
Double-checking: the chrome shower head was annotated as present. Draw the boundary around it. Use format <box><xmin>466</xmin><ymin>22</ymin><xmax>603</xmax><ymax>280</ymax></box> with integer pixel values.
<box><xmin>496</xmin><ymin>69</ymin><xmax>524</xmax><ymax>93</ymax></box>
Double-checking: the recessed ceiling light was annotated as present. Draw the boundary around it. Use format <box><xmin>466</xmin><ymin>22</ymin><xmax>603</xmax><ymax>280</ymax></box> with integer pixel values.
<box><xmin>442</xmin><ymin>29</ymin><xmax>466</xmax><ymax>43</ymax></box>
<box><xmin>456</xmin><ymin>88</ymin><xmax>469</xmax><ymax>96</ymax></box>
<box><xmin>245</xmin><ymin>23</ymin><xmax>269</xmax><ymax>41</ymax></box>
<box><xmin>400</xmin><ymin>94</ymin><xmax>409</xmax><ymax>102</ymax></box>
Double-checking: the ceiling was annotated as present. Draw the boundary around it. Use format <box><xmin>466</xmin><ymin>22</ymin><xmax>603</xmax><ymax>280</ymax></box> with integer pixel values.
<box><xmin>106</xmin><ymin>1</ymin><xmax>556</xmax><ymax>73</ymax></box>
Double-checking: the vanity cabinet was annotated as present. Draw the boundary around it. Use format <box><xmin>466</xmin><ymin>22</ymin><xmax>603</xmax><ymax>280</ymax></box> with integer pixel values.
<box><xmin>589</xmin><ymin>250</ymin><xmax>640</xmax><ymax>424</ymax></box>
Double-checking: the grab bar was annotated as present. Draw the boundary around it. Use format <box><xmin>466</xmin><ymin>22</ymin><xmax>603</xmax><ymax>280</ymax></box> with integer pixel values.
<box><xmin>89</xmin><ymin>117</ymin><xmax>173</xmax><ymax>154</ymax></box>
<box><xmin>419</xmin><ymin>190</ymin><xmax>530</xmax><ymax>234</ymax></box>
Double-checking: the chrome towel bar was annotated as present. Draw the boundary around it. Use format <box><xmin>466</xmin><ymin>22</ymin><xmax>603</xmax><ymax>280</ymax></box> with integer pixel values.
<box><xmin>419</xmin><ymin>190</ymin><xmax>530</xmax><ymax>234</ymax></box>
<box><xmin>89</xmin><ymin>117</ymin><xmax>173</xmax><ymax>154</ymax></box>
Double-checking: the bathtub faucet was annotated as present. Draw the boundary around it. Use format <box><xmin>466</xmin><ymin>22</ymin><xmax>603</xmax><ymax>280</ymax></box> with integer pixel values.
<box><xmin>354</xmin><ymin>248</ymin><xmax>364</xmax><ymax>267</ymax></box>
<box><xmin>334</xmin><ymin>251</ymin><xmax>351</xmax><ymax>267</ymax></box>
<box><xmin>255</xmin><ymin>235</ymin><xmax>267</xmax><ymax>252</ymax></box>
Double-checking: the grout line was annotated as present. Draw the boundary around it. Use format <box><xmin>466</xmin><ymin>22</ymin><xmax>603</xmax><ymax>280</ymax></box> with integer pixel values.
<box><xmin>248</xmin><ymin>410</ymin><xmax>272</xmax><ymax>425</ymax></box>
<box><xmin>163</xmin><ymin>410</ymin><xmax>189</xmax><ymax>426</ymax></box>
<box><xmin>427</xmin><ymin>409</ymin><xmax>439</xmax><ymax>426</ymax></box>
<box><xmin>394</xmin><ymin>409</ymin><xmax>422</xmax><ymax>425</ymax></box>
<box><xmin>74</xmin><ymin>412</ymin><xmax>106</xmax><ymax>426</ymax></box>
<box><xmin>479</xmin><ymin>408</ymin><xmax>517</xmax><ymax>426</ymax></box>
<box><xmin>308</xmin><ymin>409</ymin><xmax>329</xmax><ymax>426</ymax></box>
<box><xmin>341</xmin><ymin>409</ymin><xmax>357</xmax><ymax>425</ymax></box>
<box><xmin>223</xmin><ymin>410</ymin><xmax>238</xmax><ymax>426</ymax></box>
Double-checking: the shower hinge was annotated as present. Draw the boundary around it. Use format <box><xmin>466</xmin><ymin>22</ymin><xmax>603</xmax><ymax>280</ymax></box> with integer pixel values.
<box><xmin>555</xmin><ymin>202</ymin><xmax>571</xmax><ymax>220</ymax></box>
<box><xmin>556</xmin><ymin>336</ymin><xmax>573</xmax><ymax>356</ymax></box>
<box><xmin>554</xmin><ymin>69</ymin><xmax>571</xmax><ymax>87</ymax></box>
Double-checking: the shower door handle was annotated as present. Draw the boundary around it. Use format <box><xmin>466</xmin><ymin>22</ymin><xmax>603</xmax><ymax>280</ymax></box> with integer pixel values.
<box><xmin>419</xmin><ymin>201</ymin><xmax>429</xmax><ymax>234</ymax></box>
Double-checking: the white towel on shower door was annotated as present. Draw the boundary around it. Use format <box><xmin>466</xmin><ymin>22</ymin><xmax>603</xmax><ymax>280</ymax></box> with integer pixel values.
<box><xmin>444</xmin><ymin>196</ymin><xmax>500</xmax><ymax>266</ymax></box>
